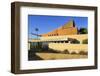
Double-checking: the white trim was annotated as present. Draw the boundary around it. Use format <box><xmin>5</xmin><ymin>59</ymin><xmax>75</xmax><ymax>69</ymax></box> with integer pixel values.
<box><xmin>20</xmin><ymin>6</ymin><xmax>95</xmax><ymax>70</ymax></box>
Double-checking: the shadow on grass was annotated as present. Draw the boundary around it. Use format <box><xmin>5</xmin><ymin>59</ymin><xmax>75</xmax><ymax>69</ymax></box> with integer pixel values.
<box><xmin>28</xmin><ymin>51</ymin><xmax>43</xmax><ymax>60</ymax></box>
<box><xmin>28</xmin><ymin>48</ymin><xmax>60</xmax><ymax>60</ymax></box>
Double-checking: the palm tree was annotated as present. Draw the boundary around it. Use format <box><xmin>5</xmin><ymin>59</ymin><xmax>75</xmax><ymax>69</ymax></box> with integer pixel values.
<box><xmin>35</xmin><ymin>28</ymin><xmax>39</xmax><ymax>39</ymax></box>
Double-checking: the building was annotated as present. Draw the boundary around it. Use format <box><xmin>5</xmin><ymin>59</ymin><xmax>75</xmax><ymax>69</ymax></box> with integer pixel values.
<box><xmin>28</xmin><ymin>20</ymin><xmax>88</xmax><ymax>53</ymax></box>
<box><xmin>41</xmin><ymin>20</ymin><xmax>78</xmax><ymax>37</ymax></box>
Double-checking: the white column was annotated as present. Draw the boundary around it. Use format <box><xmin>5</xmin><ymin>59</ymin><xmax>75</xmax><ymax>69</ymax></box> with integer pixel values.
<box><xmin>28</xmin><ymin>42</ymin><xmax>31</xmax><ymax>50</ymax></box>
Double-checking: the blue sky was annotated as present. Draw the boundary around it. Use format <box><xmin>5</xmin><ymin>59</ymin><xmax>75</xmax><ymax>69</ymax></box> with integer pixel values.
<box><xmin>28</xmin><ymin>15</ymin><xmax>88</xmax><ymax>39</ymax></box>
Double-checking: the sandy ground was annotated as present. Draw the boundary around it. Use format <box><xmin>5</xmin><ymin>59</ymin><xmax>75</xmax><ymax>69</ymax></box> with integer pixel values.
<box><xmin>36</xmin><ymin>53</ymin><xmax>88</xmax><ymax>60</ymax></box>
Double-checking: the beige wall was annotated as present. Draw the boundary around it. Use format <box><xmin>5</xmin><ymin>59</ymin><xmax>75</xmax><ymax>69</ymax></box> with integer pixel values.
<box><xmin>48</xmin><ymin>43</ymin><xmax>88</xmax><ymax>53</ymax></box>
<box><xmin>29</xmin><ymin>34</ymin><xmax>88</xmax><ymax>52</ymax></box>
<box><xmin>29</xmin><ymin>34</ymin><xmax>87</xmax><ymax>43</ymax></box>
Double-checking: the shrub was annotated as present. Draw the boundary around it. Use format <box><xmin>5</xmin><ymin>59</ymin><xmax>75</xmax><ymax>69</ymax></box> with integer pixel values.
<box><xmin>47</xmin><ymin>48</ymin><xmax>59</xmax><ymax>53</ymax></box>
<box><xmin>71</xmin><ymin>51</ymin><xmax>77</xmax><ymax>54</ymax></box>
<box><xmin>62</xmin><ymin>49</ymin><xmax>70</xmax><ymax>54</ymax></box>
<box><xmin>82</xmin><ymin>39</ymin><xmax>88</xmax><ymax>44</ymax></box>
<box><xmin>79</xmin><ymin>28</ymin><xmax>88</xmax><ymax>34</ymax></box>
<box><xmin>70</xmin><ymin>39</ymin><xmax>80</xmax><ymax>44</ymax></box>
<box><xmin>79</xmin><ymin>51</ymin><xmax>88</xmax><ymax>55</ymax></box>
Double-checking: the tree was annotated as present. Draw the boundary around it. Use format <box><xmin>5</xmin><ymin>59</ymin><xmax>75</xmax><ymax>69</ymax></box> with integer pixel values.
<box><xmin>35</xmin><ymin>28</ymin><xmax>39</xmax><ymax>39</ymax></box>
<box><xmin>79</xmin><ymin>28</ymin><xmax>88</xmax><ymax>34</ymax></box>
<box><xmin>35</xmin><ymin>28</ymin><xmax>39</xmax><ymax>32</ymax></box>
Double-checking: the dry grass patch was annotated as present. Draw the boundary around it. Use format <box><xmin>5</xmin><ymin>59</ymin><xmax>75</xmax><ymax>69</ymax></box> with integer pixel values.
<box><xmin>36</xmin><ymin>53</ymin><xmax>88</xmax><ymax>60</ymax></box>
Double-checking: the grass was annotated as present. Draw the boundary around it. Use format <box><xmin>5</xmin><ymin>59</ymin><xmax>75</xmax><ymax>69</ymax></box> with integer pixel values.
<box><xmin>28</xmin><ymin>48</ymin><xmax>88</xmax><ymax>60</ymax></box>
<box><xmin>36</xmin><ymin>52</ymin><xmax>88</xmax><ymax>60</ymax></box>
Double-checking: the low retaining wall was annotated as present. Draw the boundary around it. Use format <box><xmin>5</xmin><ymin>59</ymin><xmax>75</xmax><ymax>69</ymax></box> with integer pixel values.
<box><xmin>48</xmin><ymin>43</ymin><xmax>88</xmax><ymax>53</ymax></box>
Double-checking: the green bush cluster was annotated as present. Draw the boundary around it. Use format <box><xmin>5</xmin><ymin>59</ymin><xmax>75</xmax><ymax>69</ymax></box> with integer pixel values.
<box><xmin>61</xmin><ymin>49</ymin><xmax>88</xmax><ymax>55</ymax></box>
<box><xmin>70</xmin><ymin>39</ymin><xmax>80</xmax><ymax>44</ymax></box>
<box><xmin>78</xmin><ymin>51</ymin><xmax>88</xmax><ymax>55</ymax></box>
<box><xmin>79</xmin><ymin>28</ymin><xmax>88</xmax><ymax>34</ymax></box>
<box><xmin>82</xmin><ymin>39</ymin><xmax>88</xmax><ymax>44</ymax></box>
